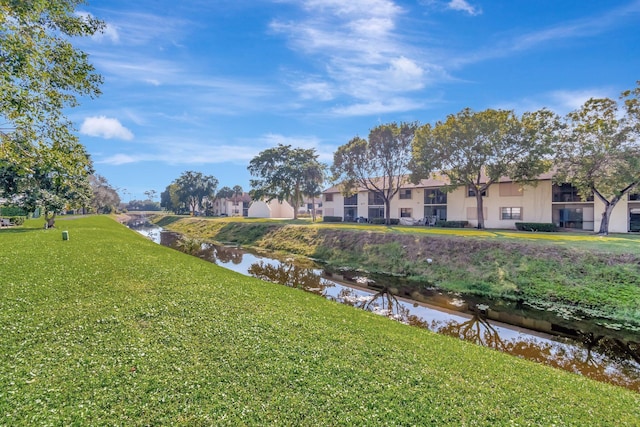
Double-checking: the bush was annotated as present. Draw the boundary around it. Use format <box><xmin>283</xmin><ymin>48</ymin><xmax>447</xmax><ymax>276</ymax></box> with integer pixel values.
<box><xmin>1</xmin><ymin>206</ymin><xmax>27</xmax><ymax>216</ymax></box>
<box><xmin>369</xmin><ymin>218</ymin><xmax>400</xmax><ymax>225</ymax></box>
<box><xmin>515</xmin><ymin>222</ymin><xmax>558</xmax><ymax>232</ymax></box>
<box><xmin>436</xmin><ymin>220</ymin><xmax>469</xmax><ymax>228</ymax></box>
<box><xmin>322</xmin><ymin>216</ymin><xmax>343</xmax><ymax>223</ymax></box>
<box><xmin>6</xmin><ymin>216</ymin><xmax>26</xmax><ymax>225</ymax></box>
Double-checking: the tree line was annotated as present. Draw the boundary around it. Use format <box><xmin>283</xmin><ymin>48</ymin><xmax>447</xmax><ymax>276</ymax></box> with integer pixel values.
<box><xmin>333</xmin><ymin>86</ymin><xmax>640</xmax><ymax>234</ymax></box>
<box><xmin>161</xmin><ymin>145</ymin><xmax>326</xmax><ymax>221</ymax></box>
<box><xmin>162</xmin><ymin>81</ymin><xmax>640</xmax><ymax>235</ymax></box>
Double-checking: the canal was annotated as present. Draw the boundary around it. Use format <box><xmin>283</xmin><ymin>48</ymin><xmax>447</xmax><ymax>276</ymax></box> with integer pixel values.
<box><xmin>132</xmin><ymin>221</ymin><xmax>640</xmax><ymax>392</ymax></box>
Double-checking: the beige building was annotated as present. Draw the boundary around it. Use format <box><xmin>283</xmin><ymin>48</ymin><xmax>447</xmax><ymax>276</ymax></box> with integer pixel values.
<box><xmin>210</xmin><ymin>193</ymin><xmax>252</xmax><ymax>217</ymax></box>
<box><xmin>322</xmin><ymin>174</ymin><xmax>640</xmax><ymax>233</ymax></box>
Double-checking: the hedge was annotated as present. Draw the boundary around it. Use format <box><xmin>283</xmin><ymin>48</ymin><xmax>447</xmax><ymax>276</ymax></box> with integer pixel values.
<box><xmin>515</xmin><ymin>222</ymin><xmax>558</xmax><ymax>232</ymax></box>
<box><xmin>322</xmin><ymin>216</ymin><xmax>343</xmax><ymax>223</ymax></box>
<box><xmin>435</xmin><ymin>220</ymin><xmax>469</xmax><ymax>228</ymax></box>
<box><xmin>369</xmin><ymin>218</ymin><xmax>400</xmax><ymax>225</ymax></box>
<box><xmin>0</xmin><ymin>206</ymin><xmax>27</xmax><ymax>216</ymax></box>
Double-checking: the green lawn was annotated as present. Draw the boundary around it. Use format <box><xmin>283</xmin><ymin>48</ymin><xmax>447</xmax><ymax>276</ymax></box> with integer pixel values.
<box><xmin>1</xmin><ymin>216</ymin><xmax>638</xmax><ymax>425</ymax></box>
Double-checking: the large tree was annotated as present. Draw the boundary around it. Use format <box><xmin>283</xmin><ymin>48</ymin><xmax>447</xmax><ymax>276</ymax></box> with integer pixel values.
<box><xmin>174</xmin><ymin>171</ymin><xmax>218</xmax><ymax>216</ymax></box>
<box><xmin>412</xmin><ymin>108</ymin><xmax>556</xmax><ymax>229</ymax></box>
<box><xmin>160</xmin><ymin>183</ymin><xmax>184</xmax><ymax>214</ymax></box>
<box><xmin>232</xmin><ymin>185</ymin><xmax>244</xmax><ymax>201</ymax></box>
<box><xmin>20</xmin><ymin>140</ymin><xmax>94</xmax><ymax>227</ymax></box>
<box><xmin>248</xmin><ymin>144</ymin><xmax>324</xmax><ymax>220</ymax></box>
<box><xmin>301</xmin><ymin>161</ymin><xmax>326</xmax><ymax>222</ymax></box>
<box><xmin>554</xmin><ymin>84</ymin><xmax>640</xmax><ymax>235</ymax></box>
<box><xmin>331</xmin><ymin>122</ymin><xmax>417</xmax><ymax>224</ymax></box>
<box><xmin>90</xmin><ymin>174</ymin><xmax>120</xmax><ymax>214</ymax></box>
<box><xmin>0</xmin><ymin>0</ymin><xmax>104</xmax><ymax>224</ymax></box>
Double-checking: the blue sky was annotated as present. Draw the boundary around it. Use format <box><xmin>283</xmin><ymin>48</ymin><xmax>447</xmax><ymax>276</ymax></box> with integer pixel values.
<box><xmin>71</xmin><ymin>0</ymin><xmax>640</xmax><ymax>201</ymax></box>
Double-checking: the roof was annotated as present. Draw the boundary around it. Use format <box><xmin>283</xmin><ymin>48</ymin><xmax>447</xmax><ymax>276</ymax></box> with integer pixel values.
<box><xmin>322</xmin><ymin>171</ymin><xmax>555</xmax><ymax>194</ymax></box>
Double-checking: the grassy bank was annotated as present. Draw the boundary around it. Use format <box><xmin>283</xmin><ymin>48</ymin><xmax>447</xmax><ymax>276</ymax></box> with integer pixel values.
<box><xmin>1</xmin><ymin>216</ymin><xmax>638</xmax><ymax>425</ymax></box>
<box><xmin>155</xmin><ymin>216</ymin><xmax>640</xmax><ymax>326</ymax></box>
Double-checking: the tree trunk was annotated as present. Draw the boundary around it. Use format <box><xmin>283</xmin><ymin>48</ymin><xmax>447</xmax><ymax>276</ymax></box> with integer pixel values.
<box><xmin>385</xmin><ymin>199</ymin><xmax>391</xmax><ymax>225</ymax></box>
<box><xmin>476</xmin><ymin>193</ymin><xmax>485</xmax><ymax>229</ymax></box>
<box><xmin>45</xmin><ymin>212</ymin><xmax>56</xmax><ymax>228</ymax></box>
<box><xmin>290</xmin><ymin>196</ymin><xmax>298</xmax><ymax>220</ymax></box>
<box><xmin>598</xmin><ymin>204</ymin><xmax>615</xmax><ymax>235</ymax></box>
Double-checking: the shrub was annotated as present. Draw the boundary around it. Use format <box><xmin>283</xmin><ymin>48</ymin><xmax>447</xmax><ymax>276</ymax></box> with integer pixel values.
<box><xmin>322</xmin><ymin>216</ymin><xmax>343</xmax><ymax>223</ymax></box>
<box><xmin>515</xmin><ymin>222</ymin><xmax>558</xmax><ymax>232</ymax></box>
<box><xmin>436</xmin><ymin>220</ymin><xmax>469</xmax><ymax>228</ymax></box>
<box><xmin>369</xmin><ymin>218</ymin><xmax>400</xmax><ymax>225</ymax></box>
<box><xmin>9</xmin><ymin>216</ymin><xmax>25</xmax><ymax>226</ymax></box>
<box><xmin>1</xmin><ymin>206</ymin><xmax>27</xmax><ymax>216</ymax></box>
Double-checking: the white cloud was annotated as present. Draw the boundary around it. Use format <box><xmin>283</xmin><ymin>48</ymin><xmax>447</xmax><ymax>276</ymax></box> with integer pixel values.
<box><xmin>549</xmin><ymin>89</ymin><xmax>614</xmax><ymax>112</ymax></box>
<box><xmin>331</xmin><ymin>98</ymin><xmax>425</xmax><ymax>116</ymax></box>
<box><xmin>99</xmin><ymin>153</ymin><xmax>138</xmax><ymax>165</ymax></box>
<box><xmin>93</xmin><ymin>56</ymin><xmax>183</xmax><ymax>85</ymax></box>
<box><xmin>270</xmin><ymin>0</ymin><xmax>436</xmax><ymax>115</ymax></box>
<box><xmin>254</xmin><ymin>133</ymin><xmax>335</xmax><ymax>162</ymax></box>
<box><xmin>100</xmin><ymin>11</ymin><xmax>188</xmax><ymax>47</ymax></box>
<box><xmin>447</xmin><ymin>0</ymin><xmax>481</xmax><ymax>16</ymax></box>
<box><xmin>77</xmin><ymin>12</ymin><xmax>120</xmax><ymax>43</ymax></box>
<box><xmin>492</xmin><ymin>87</ymin><xmax>617</xmax><ymax>116</ymax></box>
<box><xmin>454</xmin><ymin>1</ymin><xmax>640</xmax><ymax>67</ymax></box>
<box><xmin>80</xmin><ymin>116</ymin><xmax>134</xmax><ymax>140</ymax></box>
<box><xmin>98</xmin><ymin>23</ymin><xmax>120</xmax><ymax>43</ymax></box>
<box><xmin>294</xmin><ymin>81</ymin><xmax>335</xmax><ymax>101</ymax></box>
<box><xmin>387</xmin><ymin>57</ymin><xmax>425</xmax><ymax>91</ymax></box>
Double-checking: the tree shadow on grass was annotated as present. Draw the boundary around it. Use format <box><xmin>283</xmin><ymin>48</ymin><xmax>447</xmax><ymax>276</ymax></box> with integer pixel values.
<box><xmin>0</xmin><ymin>227</ymin><xmax>38</xmax><ymax>234</ymax></box>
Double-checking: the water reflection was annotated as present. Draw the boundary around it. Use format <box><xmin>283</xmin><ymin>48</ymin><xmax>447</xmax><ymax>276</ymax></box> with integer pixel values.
<box><xmin>132</xmin><ymin>223</ymin><xmax>640</xmax><ymax>392</ymax></box>
<box><xmin>248</xmin><ymin>260</ymin><xmax>325</xmax><ymax>295</ymax></box>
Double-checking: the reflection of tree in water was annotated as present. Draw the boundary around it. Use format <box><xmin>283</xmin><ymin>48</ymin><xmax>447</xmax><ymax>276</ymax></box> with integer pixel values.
<box><xmin>433</xmin><ymin>310</ymin><xmax>640</xmax><ymax>391</ymax></box>
<box><xmin>338</xmin><ymin>290</ymin><xmax>640</xmax><ymax>391</ymax></box>
<box><xmin>247</xmin><ymin>260</ymin><xmax>325</xmax><ymax>295</ymax></box>
<box><xmin>578</xmin><ymin>332</ymin><xmax>640</xmax><ymax>366</ymax></box>
<box><xmin>213</xmin><ymin>245</ymin><xmax>244</xmax><ymax>265</ymax></box>
<box><xmin>336</xmin><ymin>287</ymin><xmax>430</xmax><ymax>328</ymax></box>
<box><xmin>435</xmin><ymin>308</ymin><xmax>507</xmax><ymax>350</ymax></box>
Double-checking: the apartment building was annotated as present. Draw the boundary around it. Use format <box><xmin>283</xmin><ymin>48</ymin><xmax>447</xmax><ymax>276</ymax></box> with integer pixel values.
<box><xmin>322</xmin><ymin>174</ymin><xmax>640</xmax><ymax>233</ymax></box>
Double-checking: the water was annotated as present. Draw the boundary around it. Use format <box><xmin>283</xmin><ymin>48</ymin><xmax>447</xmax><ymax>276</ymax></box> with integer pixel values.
<box><xmin>132</xmin><ymin>223</ymin><xmax>640</xmax><ymax>392</ymax></box>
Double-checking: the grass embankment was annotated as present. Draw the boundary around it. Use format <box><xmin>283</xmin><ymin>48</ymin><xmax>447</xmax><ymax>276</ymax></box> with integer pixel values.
<box><xmin>1</xmin><ymin>216</ymin><xmax>638</xmax><ymax>425</ymax></box>
<box><xmin>157</xmin><ymin>216</ymin><xmax>640</xmax><ymax>326</ymax></box>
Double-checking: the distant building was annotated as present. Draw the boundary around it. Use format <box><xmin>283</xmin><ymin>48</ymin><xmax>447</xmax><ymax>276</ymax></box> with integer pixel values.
<box><xmin>248</xmin><ymin>199</ymin><xmax>295</xmax><ymax>219</ymax></box>
<box><xmin>210</xmin><ymin>193</ymin><xmax>252</xmax><ymax>217</ymax></box>
<box><xmin>322</xmin><ymin>173</ymin><xmax>640</xmax><ymax>233</ymax></box>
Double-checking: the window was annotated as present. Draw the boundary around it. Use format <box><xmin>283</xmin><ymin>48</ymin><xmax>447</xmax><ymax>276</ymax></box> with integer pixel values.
<box><xmin>629</xmin><ymin>193</ymin><xmax>640</xmax><ymax>201</ymax></box>
<box><xmin>400</xmin><ymin>208</ymin><xmax>412</xmax><ymax>218</ymax></box>
<box><xmin>552</xmin><ymin>183</ymin><xmax>593</xmax><ymax>202</ymax></box>
<box><xmin>344</xmin><ymin>207</ymin><xmax>358</xmax><ymax>222</ymax></box>
<box><xmin>344</xmin><ymin>194</ymin><xmax>358</xmax><ymax>205</ymax></box>
<box><xmin>368</xmin><ymin>206</ymin><xmax>385</xmax><ymax>219</ymax></box>
<box><xmin>630</xmin><ymin>208</ymin><xmax>640</xmax><ymax>232</ymax></box>
<box><xmin>368</xmin><ymin>192</ymin><xmax>384</xmax><ymax>205</ymax></box>
<box><xmin>399</xmin><ymin>189</ymin><xmax>412</xmax><ymax>200</ymax></box>
<box><xmin>424</xmin><ymin>206</ymin><xmax>446</xmax><ymax>221</ymax></box>
<box><xmin>501</xmin><ymin>207</ymin><xmax>522</xmax><ymax>220</ymax></box>
<box><xmin>424</xmin><ymin>188</ymin><xmax>447</xmax><ymax>205</ymax></box>
<box><xmin>467</xmin><ymin>186</ymin><xmax>487</xmax><ymax>197</ymax></box>
<box><xmin>325</xmin><ymin>193</ymin><xmax>333</xmax><ymax>202</ymax></box>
